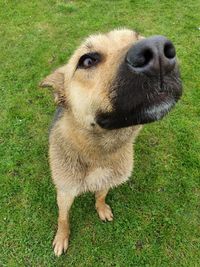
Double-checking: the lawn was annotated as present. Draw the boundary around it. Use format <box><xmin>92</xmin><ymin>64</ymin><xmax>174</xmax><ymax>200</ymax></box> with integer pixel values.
<box><xmin>0</xmin><ymin>0</ymin><xmax>200</xmax><ymax>266</ymax></box>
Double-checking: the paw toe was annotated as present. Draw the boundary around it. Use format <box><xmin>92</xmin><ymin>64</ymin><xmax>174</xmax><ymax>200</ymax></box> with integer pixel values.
<box><xmin>53</xmin><ymin>235</ymin><xmax>69</xmax><ymax>256</ymax></box>
<box><xmin>97</xmin><ymin>204</ymin><xmax>114</xmax><ymax>222</ymax></box>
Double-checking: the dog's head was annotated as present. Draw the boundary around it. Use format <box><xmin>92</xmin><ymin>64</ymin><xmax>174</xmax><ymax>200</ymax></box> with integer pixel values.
<box><xmin>41</xmin><ymin>29</ymin><xmax>182</xmax><ymax>130</ymax></box>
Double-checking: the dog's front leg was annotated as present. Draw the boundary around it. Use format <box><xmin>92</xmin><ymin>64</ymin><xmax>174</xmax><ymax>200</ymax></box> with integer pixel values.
<box><xmin>53</xmin><ymin>190</ymin><xmax>75</xmax><ymax>256</ymax></box>
<box><xmin>95</xmin><ymin>189</ymin><xmax>113</xmax><ymax>222</ymax></box>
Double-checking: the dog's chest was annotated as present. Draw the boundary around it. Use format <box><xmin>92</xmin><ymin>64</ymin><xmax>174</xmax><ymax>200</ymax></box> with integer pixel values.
<box><xmin>81</xmin><ymin>166</ymin><xmax>129</xmax><ymax>193</ymax></box>
<box><xmin>84</xmin><ymin>167</ymin><xmax>111</xmax><ymax>192</ymax></box>
<box><xmin>79</xmin><ymin>141</ymin><xmax>135</xmax><ymax>193</ymax></box>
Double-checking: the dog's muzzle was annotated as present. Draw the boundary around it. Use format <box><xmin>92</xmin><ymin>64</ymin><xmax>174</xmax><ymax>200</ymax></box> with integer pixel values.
<box><xmin>96</xmin><ymin>35</ymin><xmax>182</xmax><ymax>130</ymax></box>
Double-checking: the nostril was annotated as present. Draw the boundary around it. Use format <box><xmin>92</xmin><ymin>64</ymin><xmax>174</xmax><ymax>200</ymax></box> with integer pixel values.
<box><xmin>131</xmin><ymin>49</ymin><xmax>153</xmax><ymax>68</ymax></box>
<box><xmin>143</xmin><ymin>49</ymin><xmax>153</xmax><ymax>66</ymax></box>
<box><xmin>164</xmin><ymin>42</ymin><xmax>176</xmax><ymax>59</ymax></box>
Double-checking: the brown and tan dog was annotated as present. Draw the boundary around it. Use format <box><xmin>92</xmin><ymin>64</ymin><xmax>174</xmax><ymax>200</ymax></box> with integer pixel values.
<box><xmin>40</xmin><ymin>29</ymin><xmax>182</xmax><ymax>256</ymax></box>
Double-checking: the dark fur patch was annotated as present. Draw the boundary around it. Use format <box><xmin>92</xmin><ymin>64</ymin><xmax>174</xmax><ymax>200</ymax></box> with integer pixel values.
<box><xmin>49</xmin><ymin>106</ymin><xmax>65</xmax><ymax>134</ymax></box>
<box><xmin>96</xmin><ymin>60</ymin><xmax>182</xmax><ymax>130</ymax></box>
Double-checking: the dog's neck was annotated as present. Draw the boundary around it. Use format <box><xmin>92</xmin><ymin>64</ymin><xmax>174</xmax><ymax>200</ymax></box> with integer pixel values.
<box><xmin>56</xmin><ymin>112</ymin><xmax>142</xmax><ymax>160</ymax></box>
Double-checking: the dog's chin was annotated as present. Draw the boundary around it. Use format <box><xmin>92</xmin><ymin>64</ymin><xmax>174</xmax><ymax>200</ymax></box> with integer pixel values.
<box><xmin>96</xmin><ymin>94</ymin><xmax>178</xmax><ymax>130</ymax></box>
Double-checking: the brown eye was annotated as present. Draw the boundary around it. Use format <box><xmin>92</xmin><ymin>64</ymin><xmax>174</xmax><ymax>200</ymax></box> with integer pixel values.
<box><xmin>77</xmin><ymin>52</ymin><xmax>101</xmax><ymax>69</ymax></box>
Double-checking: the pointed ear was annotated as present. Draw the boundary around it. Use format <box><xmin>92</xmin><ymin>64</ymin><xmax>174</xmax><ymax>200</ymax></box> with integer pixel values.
<box><xmin>40</xmin><ymin>66</ymin><xmax>67</xmax><ymax>106</ymax></box>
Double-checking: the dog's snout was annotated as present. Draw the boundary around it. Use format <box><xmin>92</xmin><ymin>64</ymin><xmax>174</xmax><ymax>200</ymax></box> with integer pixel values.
<box><xmin>126</xmin><ymin>35</ymin><xmax>176</xmax><ymax>76</ymax></box>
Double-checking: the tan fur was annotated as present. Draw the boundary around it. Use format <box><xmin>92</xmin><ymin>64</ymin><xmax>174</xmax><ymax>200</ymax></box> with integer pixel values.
<box><xmin>41</xmin><ymin>29</ymin><xmax>143</xmax><ymax>256</ymax></box>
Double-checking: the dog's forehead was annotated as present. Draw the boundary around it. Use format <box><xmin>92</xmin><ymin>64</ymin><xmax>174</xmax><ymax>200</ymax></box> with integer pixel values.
<box><xmin>67</xmin><ymin>29</ymin><xmax>142</xmax><ymax>70</ymax></box>
<box><xmin>81</xmin><ymin>29</ymin><xmax>139</xmax><ymax>53</ymax></box>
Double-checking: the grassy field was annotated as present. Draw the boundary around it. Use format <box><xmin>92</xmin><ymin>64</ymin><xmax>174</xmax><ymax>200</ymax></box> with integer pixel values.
<box><xmin>0</xmin><ymin>0</ymin><xmax>200</xmax><ymax>266</ymax></box>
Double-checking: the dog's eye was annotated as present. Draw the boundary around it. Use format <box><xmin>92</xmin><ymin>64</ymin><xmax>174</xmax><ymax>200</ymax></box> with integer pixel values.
<box><xmin>77</xmin><ymin>53</ymin><xmax>101</xmax><ymax>69</ymax></box>
<box><xmin>83</xmin><ymin>57</ymin><xmax>95</xmax><ymax>68</ymax></box>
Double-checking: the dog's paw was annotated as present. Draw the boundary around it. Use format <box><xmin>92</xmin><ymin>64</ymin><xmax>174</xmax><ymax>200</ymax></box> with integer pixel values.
<box><xmin>53</xmin><ymin>234</ymin><xmax>69</xmax><ymax>257</ymax></box>
<box><xmin>96</xmin><ymin>203</ymin><xmax>114</xmax><ymax>222</ymax></box>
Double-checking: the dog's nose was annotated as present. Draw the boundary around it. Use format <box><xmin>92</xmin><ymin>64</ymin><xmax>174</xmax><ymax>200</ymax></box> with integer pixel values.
<box><xmin>126</xmin><ymin>36</ymin><xmax>176</xmax><ymax>76</ymax></box>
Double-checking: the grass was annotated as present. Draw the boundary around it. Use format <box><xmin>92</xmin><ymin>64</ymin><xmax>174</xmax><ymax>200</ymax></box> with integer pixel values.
<box><xmin>0</xmin><ymin>0</ymin><xmax>200</xmax><ymax>266</ymax></box>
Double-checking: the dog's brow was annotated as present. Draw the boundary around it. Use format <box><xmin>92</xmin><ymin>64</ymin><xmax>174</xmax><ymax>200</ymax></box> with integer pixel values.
<box><xmin>85</xmin><ymin>42</ymin><xmax>94</xmax><ymax>50</ymax></box>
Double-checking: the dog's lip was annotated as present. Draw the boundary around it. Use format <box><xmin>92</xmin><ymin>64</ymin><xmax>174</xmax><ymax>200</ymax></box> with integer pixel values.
<box><xmin>142</xmin><ymin>96</ymin><xmax>176</xmax><ymax>121</ymax></box>
<box><xmin>96</xmin><ymin>93</ymin><xmax>178</xmax><ymax>130</ymax></box>
<box><xmin>128</xmin><ymin>90</ymin><xmax>176</xmax><ymax>113</ymax></box>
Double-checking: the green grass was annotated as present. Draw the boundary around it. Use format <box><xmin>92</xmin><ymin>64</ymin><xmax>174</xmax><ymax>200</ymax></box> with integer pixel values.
<box><xmin>0</xmin><ymin>0</ymin><xmax>200</xmax><ymax>266</ymax></box>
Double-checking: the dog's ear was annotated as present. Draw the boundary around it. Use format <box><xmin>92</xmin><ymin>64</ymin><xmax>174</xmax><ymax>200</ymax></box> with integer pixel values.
<box><xmin>40</xmin><ymin>66</ymin><xmax>67</xmax><ymax>106</ymax></box>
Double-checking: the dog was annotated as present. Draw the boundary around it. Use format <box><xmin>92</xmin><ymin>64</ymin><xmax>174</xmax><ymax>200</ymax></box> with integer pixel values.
<box><xmin>40</xmin><ymin>28</ymin><xmax>182</xmax><ymax>256</ymax></box>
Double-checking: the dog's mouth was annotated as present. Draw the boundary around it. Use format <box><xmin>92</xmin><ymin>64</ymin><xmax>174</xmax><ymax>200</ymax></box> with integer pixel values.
<box><xmin>96</xmin><ymin>93</ymin><xmax>177</xmax><ymax>130</ymax></box>
<box><xmin>96</xmin><ymin>66</ymin><xmax>182</xmax><ymax>130</ymax></box>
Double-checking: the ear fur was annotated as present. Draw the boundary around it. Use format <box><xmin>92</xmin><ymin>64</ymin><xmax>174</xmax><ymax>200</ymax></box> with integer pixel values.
<box><xmin>40</xmin><ymin>66</ymin><xmax>67</xmax><ymax>106</ymax></box>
